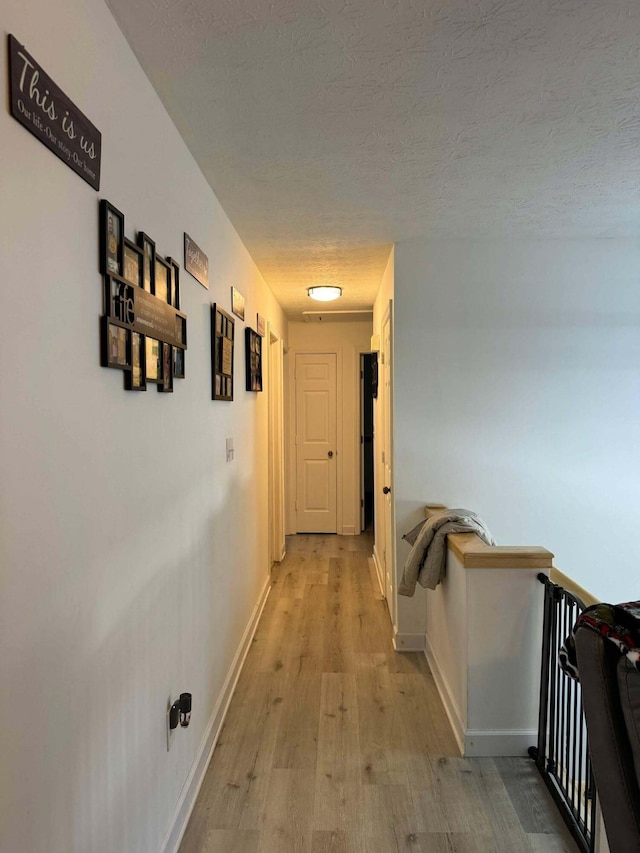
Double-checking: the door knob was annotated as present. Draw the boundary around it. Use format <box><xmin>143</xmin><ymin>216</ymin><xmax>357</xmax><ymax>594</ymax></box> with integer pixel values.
<box><xmin>383</xmin><ymin>486</ymin><xmax>391</xmax><ymax>494</ymax></box>
<box><xmin>328</xmin><ymin>451</ymin><xmax>334</xmax><ymax>458</ymax></box>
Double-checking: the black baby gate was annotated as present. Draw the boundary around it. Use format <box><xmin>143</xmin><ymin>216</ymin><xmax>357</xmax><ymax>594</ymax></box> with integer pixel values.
<box><xmin>529</xmin><ymin>574</ymin><xmax>597</xmax><ymax>853</ymax></box>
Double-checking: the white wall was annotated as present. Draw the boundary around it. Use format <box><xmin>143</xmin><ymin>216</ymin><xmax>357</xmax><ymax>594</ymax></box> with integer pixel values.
<box><xmin>0</xmin><ymin>2</ymin><xmax>286</xmax><ymax>852</ymax></box>
<box><xmin>394</xmin><ymin>238</ymin><xmax>640</xmax><ymax>605</ymax></box>
<box><xmin>286</xmin><ymin>320</ymin><xmax>372</xmax><ymax>535</ymax></box>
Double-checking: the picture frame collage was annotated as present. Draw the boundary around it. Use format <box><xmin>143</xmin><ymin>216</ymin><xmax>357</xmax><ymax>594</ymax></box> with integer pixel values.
<box><xmin>211</xmin><ymin>304</ymin><xmax>235</xmax><ymax>401</ymax></box>
<box><xmin>245</xmin><ymin>328</ymin><xmax>263</xmax><ymax>392</ymax></box>
<box><xmin>99</xmin><ymin>200</ymin><xmax>187</xmax><ymax>393</ymax></box>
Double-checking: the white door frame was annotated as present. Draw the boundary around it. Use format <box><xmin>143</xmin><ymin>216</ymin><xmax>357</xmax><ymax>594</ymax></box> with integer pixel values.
<box><xmin>268</xmin><ymin>325</ymin><xmax>286</xmax><ymax>564</ymax></box>
<box><xmin>374</xmin><ymin>300</ymin><xmax>396</xmax><ymax>627</ymax></box>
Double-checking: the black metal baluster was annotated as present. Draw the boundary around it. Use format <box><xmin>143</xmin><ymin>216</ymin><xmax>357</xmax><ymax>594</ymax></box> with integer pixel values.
<box><xmin>532</xmin><ymin>575</ymin><xmax>596</xmax><ymax>853</ymax></box>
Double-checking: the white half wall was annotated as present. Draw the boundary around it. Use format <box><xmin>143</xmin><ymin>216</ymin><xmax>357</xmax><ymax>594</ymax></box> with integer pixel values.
<box><xmin>0</xmin><ymin>2</ymin><xmax>286</xmax><ymax>851</ymax></box>
<box><xmin>286</xmin><ymin>320</ymin><xmax>372</xmax><ymax>535</ymax></box>
<box><xmin>394</xmin><ymin>238</ymin><xmax>640</xmax><ymax>604</ymax></box>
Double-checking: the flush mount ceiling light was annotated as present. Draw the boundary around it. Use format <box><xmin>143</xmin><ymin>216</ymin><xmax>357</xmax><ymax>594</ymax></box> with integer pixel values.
<box><xmin>308</xmin><ymin>286</ymin><xmax>342</xmax><ymax>302</ymax></box>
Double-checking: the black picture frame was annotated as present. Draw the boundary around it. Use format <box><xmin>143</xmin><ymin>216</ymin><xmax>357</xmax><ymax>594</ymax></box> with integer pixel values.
<box><xmin>100</xmin><ymin>200</ymin><xmax>124</xmax><ymax>277</ymax></box>
<box><xmin>101</xmin><ymin>316</ymin><xmax>131</xmax><ymax>370</ymax></box>
<box><xmin>245</xmin><ymin>328</ymin><xmax>263</xmax><ymax>392</ymax></box>
<box><xmin>174</xmin><ymin>313</ymin><xmax>187</xmax><ymax>347</ymax></box>
<box><xmin>154</xmin><ymin>255</ymin><xmax>171</xmax><ymax>304</ymax></box>
<box><xmin>145</xmin><ymin>337</ymin><xmax>161</xmax><ymax>384</ymax></box>
<box><xmin>126</xmin><ymin>331</ymin><xmax>147</xmax><ymax>391</ymax></box>
<box><xmin>137</xmin><ymin>232</ymin><xmax>155</xmax><ymax>294</ymax></box>
<box><xmin>123</xmin><ymin>238</ymin><xmax>143</xmax><ymax>288</ymax></box>
<box><xmin>174</xmin><ymin>347</ymin><xmax>185</xmax><ymax>379</ymax></box>
<box><xmin>158</xmin><ymin>342</ymin><xmax>174</xmax><ymax>393</ymax></box>
<box><xmin>99</xmin><ymin>205</ymin><xmax>187</xmax><ymax>393</ymax></box>
<box><xmin>211</xmin><ymin>304</ymin><xmax>234</xmax><ymax>401</ymax></box>
<box><xmin>167</xmin><ymin>257</ymin><xmax>180</xmax><ymax>310</ymax></box>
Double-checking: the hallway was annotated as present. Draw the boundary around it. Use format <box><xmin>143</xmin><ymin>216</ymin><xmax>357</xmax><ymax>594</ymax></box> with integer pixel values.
<box><xmin>179</xmin><ymin>535</ymin><xmax>576</xmax><ymax>853</ymax></box>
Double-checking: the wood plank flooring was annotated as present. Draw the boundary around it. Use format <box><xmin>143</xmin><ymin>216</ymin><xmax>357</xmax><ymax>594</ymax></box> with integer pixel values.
<box><xmin>180</xmin><ymin>533</ymin><xmax>577</xmax><ymax>853</ymax></box>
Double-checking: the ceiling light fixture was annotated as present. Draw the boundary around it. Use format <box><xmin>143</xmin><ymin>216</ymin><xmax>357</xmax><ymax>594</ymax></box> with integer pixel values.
<box><xmin>308</xmin><ymin>286</ymin><xmax>342</xmax><ymax>302</ymax></box>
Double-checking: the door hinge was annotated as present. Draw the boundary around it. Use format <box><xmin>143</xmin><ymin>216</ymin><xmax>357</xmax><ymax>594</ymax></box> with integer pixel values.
<box><xmin>360</xmin><ymin>435</ymin><xmax>364</xmax><ymax>444</ymax></box>
<box><xmin>295</xmin><ymin>500</ymin><xmax>298</xmax><ymax>511</ymax></box>
<box><xmin>361</xmin><ymin>499</ymin><xmax>364</xmax><ymax>508</ymax></box>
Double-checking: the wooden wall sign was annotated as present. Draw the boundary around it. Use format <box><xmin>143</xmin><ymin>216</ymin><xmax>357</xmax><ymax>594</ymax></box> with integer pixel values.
<box><xmin>184</xmin><ymin>233</ymin><xmax>209</xmax><ymax>289</ymax></box>
<box><xmin>99</xmin><ymin>200</ymin><xmax>187</xmax><ymax>393</ymax></box>
<box><xmin>8</xmin><ymin>35</ymin><xmax>102</xmax><ymax>190</ymax></box>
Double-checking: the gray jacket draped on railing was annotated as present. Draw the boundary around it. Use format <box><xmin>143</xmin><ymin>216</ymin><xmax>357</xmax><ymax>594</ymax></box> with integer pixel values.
<box><xmin>399</xmin><ymin>508</ymin><xmax>495</xmax><ymax>596</ymax></box>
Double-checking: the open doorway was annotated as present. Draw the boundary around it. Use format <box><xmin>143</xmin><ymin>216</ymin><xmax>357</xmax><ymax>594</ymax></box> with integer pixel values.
<box><xmin>360</xmin><ymin>353</ymin><xmax>375</xmax><ymax>532</ymax></box>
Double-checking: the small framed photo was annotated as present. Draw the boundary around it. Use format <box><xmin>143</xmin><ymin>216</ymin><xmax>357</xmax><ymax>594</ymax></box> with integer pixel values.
<box><xmin>231</xmin><ymin>286</ymin><xmax>245</xmax><ymax>321</ymax></box>
<box><xmin>126</xmin><ymin>331</ymin><xmax>147</xmax><ymax>391</ymax></box>
<box><xmin>101</xmin><ymin>317</ymin><xmax>131</xmax><ymax>370</ymax></box>
<box><xmin>123</xmin><ymin>238</ymin><xmax>143</xmax><ymax>288</ymax></box>
<box><xmin>158</xmin><ymin>342</ymin><xmax>173</xmax><ymax>393</ymax></box>
<box><xmin>154</xmin><ymin>256</ymin><xmax>171</xmax><ymax>303</ymax></box>
<box><xmin>145</xmin><ymin>337</ymin><xmax>161</xmax><ymax>383</ymax></box>
<box><xmin>167</xmin><ymin>257</ymin><xmax>180</xmax><ymax>310</ymax></box>
<box><xmin>137</xmin><ymin>232</ymin><xmax>155</xmax><ymax>294</ymax></box>
<box><xmin>256</xmin><ymin>314</ymin><xmax>266</xmax><ymax>337</ymax></box>
<box><xmin>100</xmin><ymin>200</ymin><xmax>124</xmax><ymax>277</ymax></box>
<box><xmin>245</xmin><ymin>327</ymin><xmax>262</xmax><ymax>392</ymax></box>
<box><xmin>174</xmin><ymin>347</ymin><xmax>185</xmax><ymax>379</ymax></box>
<box><xmin>175</xmin><ymin>314</ymin><xmax>187</xmax><ymax>347</ymax></box>
<box><xmin>221</xmin><ymin>338</ymin><xmax>232</xmax><ymax>375</ymax></box>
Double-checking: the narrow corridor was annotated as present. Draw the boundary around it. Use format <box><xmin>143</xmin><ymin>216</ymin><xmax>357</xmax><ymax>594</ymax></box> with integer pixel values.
<box><xmin>180</xmin><ymin>534</ymin><xmax>576</xmax><ymax>852</ymax></box>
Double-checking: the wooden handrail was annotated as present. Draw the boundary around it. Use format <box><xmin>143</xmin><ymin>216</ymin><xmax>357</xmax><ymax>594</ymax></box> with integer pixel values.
<box><xmin>549</xmin><ymin>567</ymin><xmax>599</xmax><ymax>607</ymax></box>
<box><xmin>423</xmin><ymin>504</ymin><xmax>554</xmax><ymax>570</ymax></box>
<box><xmin>424</xmin><ymin>504</ymin><xmax>599</xmax><ymax>594</ymax></box>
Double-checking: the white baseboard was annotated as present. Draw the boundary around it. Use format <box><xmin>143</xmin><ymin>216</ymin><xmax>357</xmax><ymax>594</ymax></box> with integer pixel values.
<box><xmin>424</xmin><ymin>633</ymin><xmax>465</xmax><ymax>756</ymax></box>
<box><xmin>161</xmin><ymin>575</ymin><xmax>272</xmax><ymax>853</ymax></box>
<box><xmin>393</xmin><ymin>632</ymin><xmax>425</xmax><ymax>652</ymax></box>
<box><xmin>372</xmin><ymin>545</ymin><xmax>385</xmax><ymax>598</ymax></box>
<box><xmin>464</xmin><ymin>729</ymin><xmax>538</xmax><ymax>757</ymax></box>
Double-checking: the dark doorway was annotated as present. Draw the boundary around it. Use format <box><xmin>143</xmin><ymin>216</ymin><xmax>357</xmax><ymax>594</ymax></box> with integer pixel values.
<box><xmin>360</xmin><ymin>353</ymin><xmax>375</xmax><ymax>531</ymax></box>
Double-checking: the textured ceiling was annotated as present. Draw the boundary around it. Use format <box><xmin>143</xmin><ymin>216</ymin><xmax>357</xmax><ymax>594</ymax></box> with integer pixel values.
<box><xmin>106</xmin><ymin>0</ymin><xmax>640</xmax><ymax>316</ymax></box>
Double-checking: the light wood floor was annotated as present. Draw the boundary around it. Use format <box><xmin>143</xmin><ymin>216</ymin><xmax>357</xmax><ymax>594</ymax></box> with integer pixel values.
<box><xmin>179</xmin><ymin>533</ymin><xmax>577</xmax><ymax>853</ymax></box>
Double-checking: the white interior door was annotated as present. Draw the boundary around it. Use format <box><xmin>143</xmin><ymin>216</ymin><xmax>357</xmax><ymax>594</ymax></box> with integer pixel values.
<box><xmin>381</xmin><ymin>307</ymin><xmax>394</xmax><ymax>611</ymax></box>
<box><xmin>295</xmin><ymin>353</ymin><xmax>337</xmax><ymax>533</ymax></box>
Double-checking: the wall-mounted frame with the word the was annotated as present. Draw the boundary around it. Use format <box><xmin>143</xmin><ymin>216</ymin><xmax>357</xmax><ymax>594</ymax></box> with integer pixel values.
<box><xmin>211</xmin><ymin>304</ymin><xmax>235</xmax><ymax>401</ymax></box>
<box><xmin>99</xmin><ymin>199</ymin><xmax>187</xmax><ymax>393</ymax></box>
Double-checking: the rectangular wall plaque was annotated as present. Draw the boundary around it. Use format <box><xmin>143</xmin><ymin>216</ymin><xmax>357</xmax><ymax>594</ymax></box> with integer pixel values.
<box><xmin>104</xmin><ymin>276</ymin><xmax>187</xmax><ymax>348</ymax></box>
<box><xmin>8</xmin><ymin>35</ymin><xmax>102</xmax><ymax>190</ymax></box>
<box><xmin>184</xmin><ymin>233</ymin><xmax>209</xmax><ymax>289</ymax></box>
